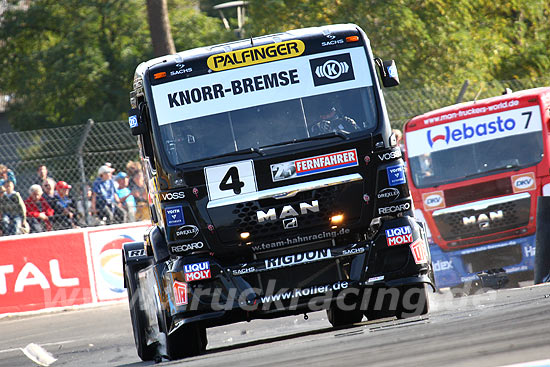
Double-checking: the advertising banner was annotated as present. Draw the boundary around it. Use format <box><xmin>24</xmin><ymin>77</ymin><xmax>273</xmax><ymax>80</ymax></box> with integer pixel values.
<box><xmin>0</xmin><ymin>222</ymin><xmax>151</xmax><ymax>315</ymax></box>
<box><xmin>86</xmin><ymin>224</ymin><xmax>150</xmax><ymax>302</ymax></box>
<box><xmin>152</xmin><ymin>47</ymin><xmax>372</xmax><ymax>125</ymax></box>
<box><xmin>0</xmin><ymin>231</ymin><xmax>92</xmax><ymax>314</ymax></box>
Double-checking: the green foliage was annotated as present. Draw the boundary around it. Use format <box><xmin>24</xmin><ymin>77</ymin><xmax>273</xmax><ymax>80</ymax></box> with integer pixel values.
<box><xmin>0</xmin><ymin>0</ymin><xmax>230</xmax><ymax>131</ymax></box>
<box><xmin>246</xmin><ymin>0</ymin><xmax>550</xmax><ymax>89</ymax></box>
<box><xmin>0</xmin><ymin>0</ymin><xmax>151</xmax><ymax>130</ymax></box>
<box><xmin>1</xmin><ymin>0</ymin><xmax>549</xmax><ymax>130</ymax></box>
<box><xmin>170</xmin><ymin>1</ymin><xmax>234</xmax><ymax>50</ymax></box>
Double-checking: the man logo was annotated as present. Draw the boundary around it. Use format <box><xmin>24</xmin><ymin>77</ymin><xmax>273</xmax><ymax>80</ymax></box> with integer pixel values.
<box><xmin>283</xmin><ymin>217</ymin><xmax>298</xmax><ymax>229</ymax></box>
<box><xmin>462</xmin><ymin>211</ymin><xmax>503</xmax><ymax>230</ymax></box>
<box><xmin>257</xmin><ymin>201</ymin><xmax>319</xmax><ymax>223</ymax></box>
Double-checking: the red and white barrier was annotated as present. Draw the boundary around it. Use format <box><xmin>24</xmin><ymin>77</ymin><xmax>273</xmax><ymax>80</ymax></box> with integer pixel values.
<box><xmin>0</xmin><ymin>222</ymin><xmax>150</xmax><ymax>315</ymax></box>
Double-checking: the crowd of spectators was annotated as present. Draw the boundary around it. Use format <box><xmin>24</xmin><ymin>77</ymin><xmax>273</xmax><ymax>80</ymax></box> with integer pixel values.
<box><xmin>0</xmin><ymin>161</ymin><xmax>150</xmax><ymax>236</ymax></box>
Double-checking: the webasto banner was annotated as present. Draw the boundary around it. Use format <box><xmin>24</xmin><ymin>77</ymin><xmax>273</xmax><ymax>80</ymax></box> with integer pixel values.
<box><xmin>406</xmin><ymin>105</ymin><xmax>542</xmax><ymax>157</ymax></box>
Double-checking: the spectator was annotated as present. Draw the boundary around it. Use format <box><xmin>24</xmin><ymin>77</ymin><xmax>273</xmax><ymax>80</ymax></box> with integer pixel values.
<box><xmin>0</xmin><ymin>180</ymin><xmax>26</xmax><ymax>235</ymax></box>
<box><xmin>41</xmin><ymin>178</ymin><xmax>57</xmax><ymax>210</ymax></box>
<box><xmin>25</xmin><ymin>184</ymin><xmax>54</xmax><ymax>233</ymax></box>
<box><xmin>126</xmin><ymin>160</ymin><xmax>142</xmax><ymax>178</ymax></box>
<box><xmin>115</xmin><ymin>172</ymin><xmax>136</xmax><ymax>222</ymax></box>
<box><xmin>53</xmin><ymin>181</ymin><xmax>79</xmax><ymax>229</ymax></box>
<box><xmin>76</xmin><ymin>185</ymin><xmax>96</xmax><ymax>226</ymax></box>
<box><xmin>91</xmin><ymin>165</ymin><xmax>127</xmax><ymax>224</ymax></box>
<box><xmin>0</xmin><ymin>184</ymin><xmax>4</xmax><ymax>236</ymax></box>
<box><xmin>0</xmin><ymin>164</ymin><xmax>16</xmax><ymax>187</ymax></box>
<box><xmin>34</xmin><ymin>164</ymin><xmax>55</xmax><ymax>186</ymax></box>
<box><xmin>129</xmin><ymin>170</ymin><xmax>149</xmax><ymax>221</ymax></box>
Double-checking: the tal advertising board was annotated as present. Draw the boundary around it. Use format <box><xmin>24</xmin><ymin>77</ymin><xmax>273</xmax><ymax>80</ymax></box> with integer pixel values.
<box><xmin>0</xmin><ymin>231</ymin><xmax>92</xmax><ymax>314</ymax></box>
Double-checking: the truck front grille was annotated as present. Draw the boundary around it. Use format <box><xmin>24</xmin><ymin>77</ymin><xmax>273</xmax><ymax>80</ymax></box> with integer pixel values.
<box><xmin>432</xmin><ymin>193</ymin><xmax>531</xmax><ymax>242</ymax></box>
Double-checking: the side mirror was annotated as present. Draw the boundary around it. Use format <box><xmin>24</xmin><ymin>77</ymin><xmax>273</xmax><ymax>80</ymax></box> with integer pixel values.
<box><xmin>128</xmin><ymin>108</ymin><xmax>147</xmax><ymax>136</ymax></box>
<box><xmin>375</xmin><ymin>58</ymin><xmax>400</xmax><ymax>88</ymax></box>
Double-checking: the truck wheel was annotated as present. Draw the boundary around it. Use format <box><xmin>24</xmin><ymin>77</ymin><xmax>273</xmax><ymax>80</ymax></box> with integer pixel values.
<box><xmin>364</xmin><ymin>285</ymin><xmax>429</xmax><ymax>320</ymax></box>
<box><xmin>165</xmin><ymin>323</ymin><xmax>206</xmax><ymax>360</ymax></box>
<box><xmin>326</xmin><ymin>306</ymin><xmax>363</xmax><ymax>327</ymax></box>
<box><xmin>396</xmin><ymin>284</ymin><xmax>429</xmax><ymax>319</ymax></box>
<box><xmin>364</xmin><ymin>287</ymin><xmax>398</xmax><ymax>321</ymax></box>
<box><xmin>125</xmin><ymin>264</ymin><xmax>157</xmax><ymax>361</ymax></box>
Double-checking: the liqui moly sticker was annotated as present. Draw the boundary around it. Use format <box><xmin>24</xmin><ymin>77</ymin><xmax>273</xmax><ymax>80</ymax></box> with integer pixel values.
<box><xmin>173</xmin><ymin>280</ymin><xmax>188</xmax><ymax>306</ymax></box>
<box><xmin>410</xmin><ymin>238</ymin><xmax>429</xmax><ymax>264</ymax></box>
<box><xmin>270</xmin><ymin>149</ymin><xmax>358</xmax><ymax>182</ymax></box>
<box><xmin>511</xmin><ymin>172</ymin><xmax>536</xmax><ymax>193</ymax></box>
<box><xmin>422</xmin><ymin>191</ymin><xmax>445</xmax><ymax>210</ymax></box>
<box><xmin>184</xmin><ymin>261</ymin><xmax>211</xmax><ymax>282</ymax></box>
<box><xmin>385</xmin><ymin>226</ymin><xmax>413</xmax><ymax>246</ymax></box>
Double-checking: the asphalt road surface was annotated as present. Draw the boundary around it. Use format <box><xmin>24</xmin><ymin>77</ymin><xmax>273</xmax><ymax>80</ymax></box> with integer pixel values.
<box><xmin>1</xmin><ymin>284</ymin><xmax>550</xmax><ymax>367</ymax></box>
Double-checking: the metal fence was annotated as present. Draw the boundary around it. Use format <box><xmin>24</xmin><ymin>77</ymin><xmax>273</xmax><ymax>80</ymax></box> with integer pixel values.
<box><xmin>387</xmin><ymin>76</ymin><xmax>550</xmax><ymax>129</ymax></box>
<box><xmin>1</xmin><ymin>76</ymin><xmax>549</xmax><ymax>234</ymax></box>
<box><xmin>0</xmin><ymin>119</ymin><xmax>141</xmax><ymax>231</ymax></box>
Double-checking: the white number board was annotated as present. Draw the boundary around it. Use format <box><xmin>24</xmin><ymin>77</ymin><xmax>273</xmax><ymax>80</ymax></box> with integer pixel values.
<box><xmin>204</xmin><ymin>160</ymin><xmax>257</xmax><ymax>201</ymax></box>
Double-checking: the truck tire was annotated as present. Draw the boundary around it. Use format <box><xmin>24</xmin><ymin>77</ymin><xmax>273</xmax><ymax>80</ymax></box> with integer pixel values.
<box><xmin>396</xmin><ymin>284</ymin><xmax>429</xmax><ymax>319</ymax></box>
<box><xmin>364</xmin><ymin>284</ymin><xmax>429</xmax><ymax>321</ymax></box>
<box><xmin>364</xmin><ymin>287</ymin><xmax>399</xmax><ymax>321</ymax></box>
<box><xmin>535</xmin><ymin>196</ymin><xmax>550</xmax><ymax>284</ymax></box>
<box><xmin>326</xmin><ymin>306</ymin><xmax>364</xmax><ymax>327</ymax></box>
<box><xmin>125</xmin><ymin>263</ymin><xmax>157</xmax><ymax>361</ymax></box>
<box><xmin>165</xmin><ymin>322</ymin><xmax>207</xmax><ymax>360</ymax></box>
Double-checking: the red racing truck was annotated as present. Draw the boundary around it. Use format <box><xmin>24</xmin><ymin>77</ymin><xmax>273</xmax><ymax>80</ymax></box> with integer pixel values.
<box><xmin>404</xmin><ymin>87</ymin><xmax>550</xmax><ymax>294</ymax></box>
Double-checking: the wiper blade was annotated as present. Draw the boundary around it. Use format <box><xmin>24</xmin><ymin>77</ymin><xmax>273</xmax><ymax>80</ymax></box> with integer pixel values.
<box><xmin>260</xmin><ymin>131</ymin><xmax>349</xmax><ymax>150</ymax></box>
<box><xmin>176</xmin><ymin>147</ymin><xmax>265</xmax><ymax>166</ymax></box>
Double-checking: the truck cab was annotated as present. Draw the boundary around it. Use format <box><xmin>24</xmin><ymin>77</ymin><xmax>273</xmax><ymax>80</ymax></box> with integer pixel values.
<box><xmin>404</xmin><ymin>88</ymin><xmax>550</xmax><ymax>293</ymax></box>
<box><xmin>123</xmin><ymin>24</ymin><xmax>434</xmax><ymax>361</ymax></box>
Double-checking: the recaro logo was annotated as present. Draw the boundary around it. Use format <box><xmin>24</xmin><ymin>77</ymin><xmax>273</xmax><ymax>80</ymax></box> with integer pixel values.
<box><xmin>426</xmin><ymin>116</ymin><xmax>517</xmax><ymax>148</ymax></box>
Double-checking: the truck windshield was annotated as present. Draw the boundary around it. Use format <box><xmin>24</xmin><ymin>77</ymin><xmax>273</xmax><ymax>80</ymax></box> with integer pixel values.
<box><xmin>160</xmin><ymin>86</ymin><xmax>378</xmax><ymax>165</ymax></box>
<box><xmin>408</xmin><ymin>132</ymin><xmax>543</xmax><ymax>188</ymax></box>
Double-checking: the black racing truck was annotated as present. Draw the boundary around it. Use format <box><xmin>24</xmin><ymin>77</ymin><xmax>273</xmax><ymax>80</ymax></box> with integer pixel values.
<box><xmin>123</xmin><ymin>24</ymin><xmax>435</xmax><ymax>361</ymax></box>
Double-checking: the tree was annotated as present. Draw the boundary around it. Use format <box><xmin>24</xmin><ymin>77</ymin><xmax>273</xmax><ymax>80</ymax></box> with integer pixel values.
<box><xmin>146</xmin><ymin>0</ymin><xmax>176</xmax><ymax>56</ymax></box>
<box><xmin>0</xmin><ymin>0</ymin><xmax>151</xmax><ymax>130</ymax></box>
<box><xmin>0</xmin><ymin>0</ymin><xmax>230</xmax><ymax>131</ymax></box>
<box><xmin>245</xmin><ymin>0</ymin><xmax>550</xmax><ymax>88</ymax></box>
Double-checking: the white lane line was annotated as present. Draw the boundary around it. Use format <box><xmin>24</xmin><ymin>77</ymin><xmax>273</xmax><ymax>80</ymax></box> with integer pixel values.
<box><xmin>498</xmin><ymin>360</ymin><xmax>550</xmax><ymax>367</ymax></box>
